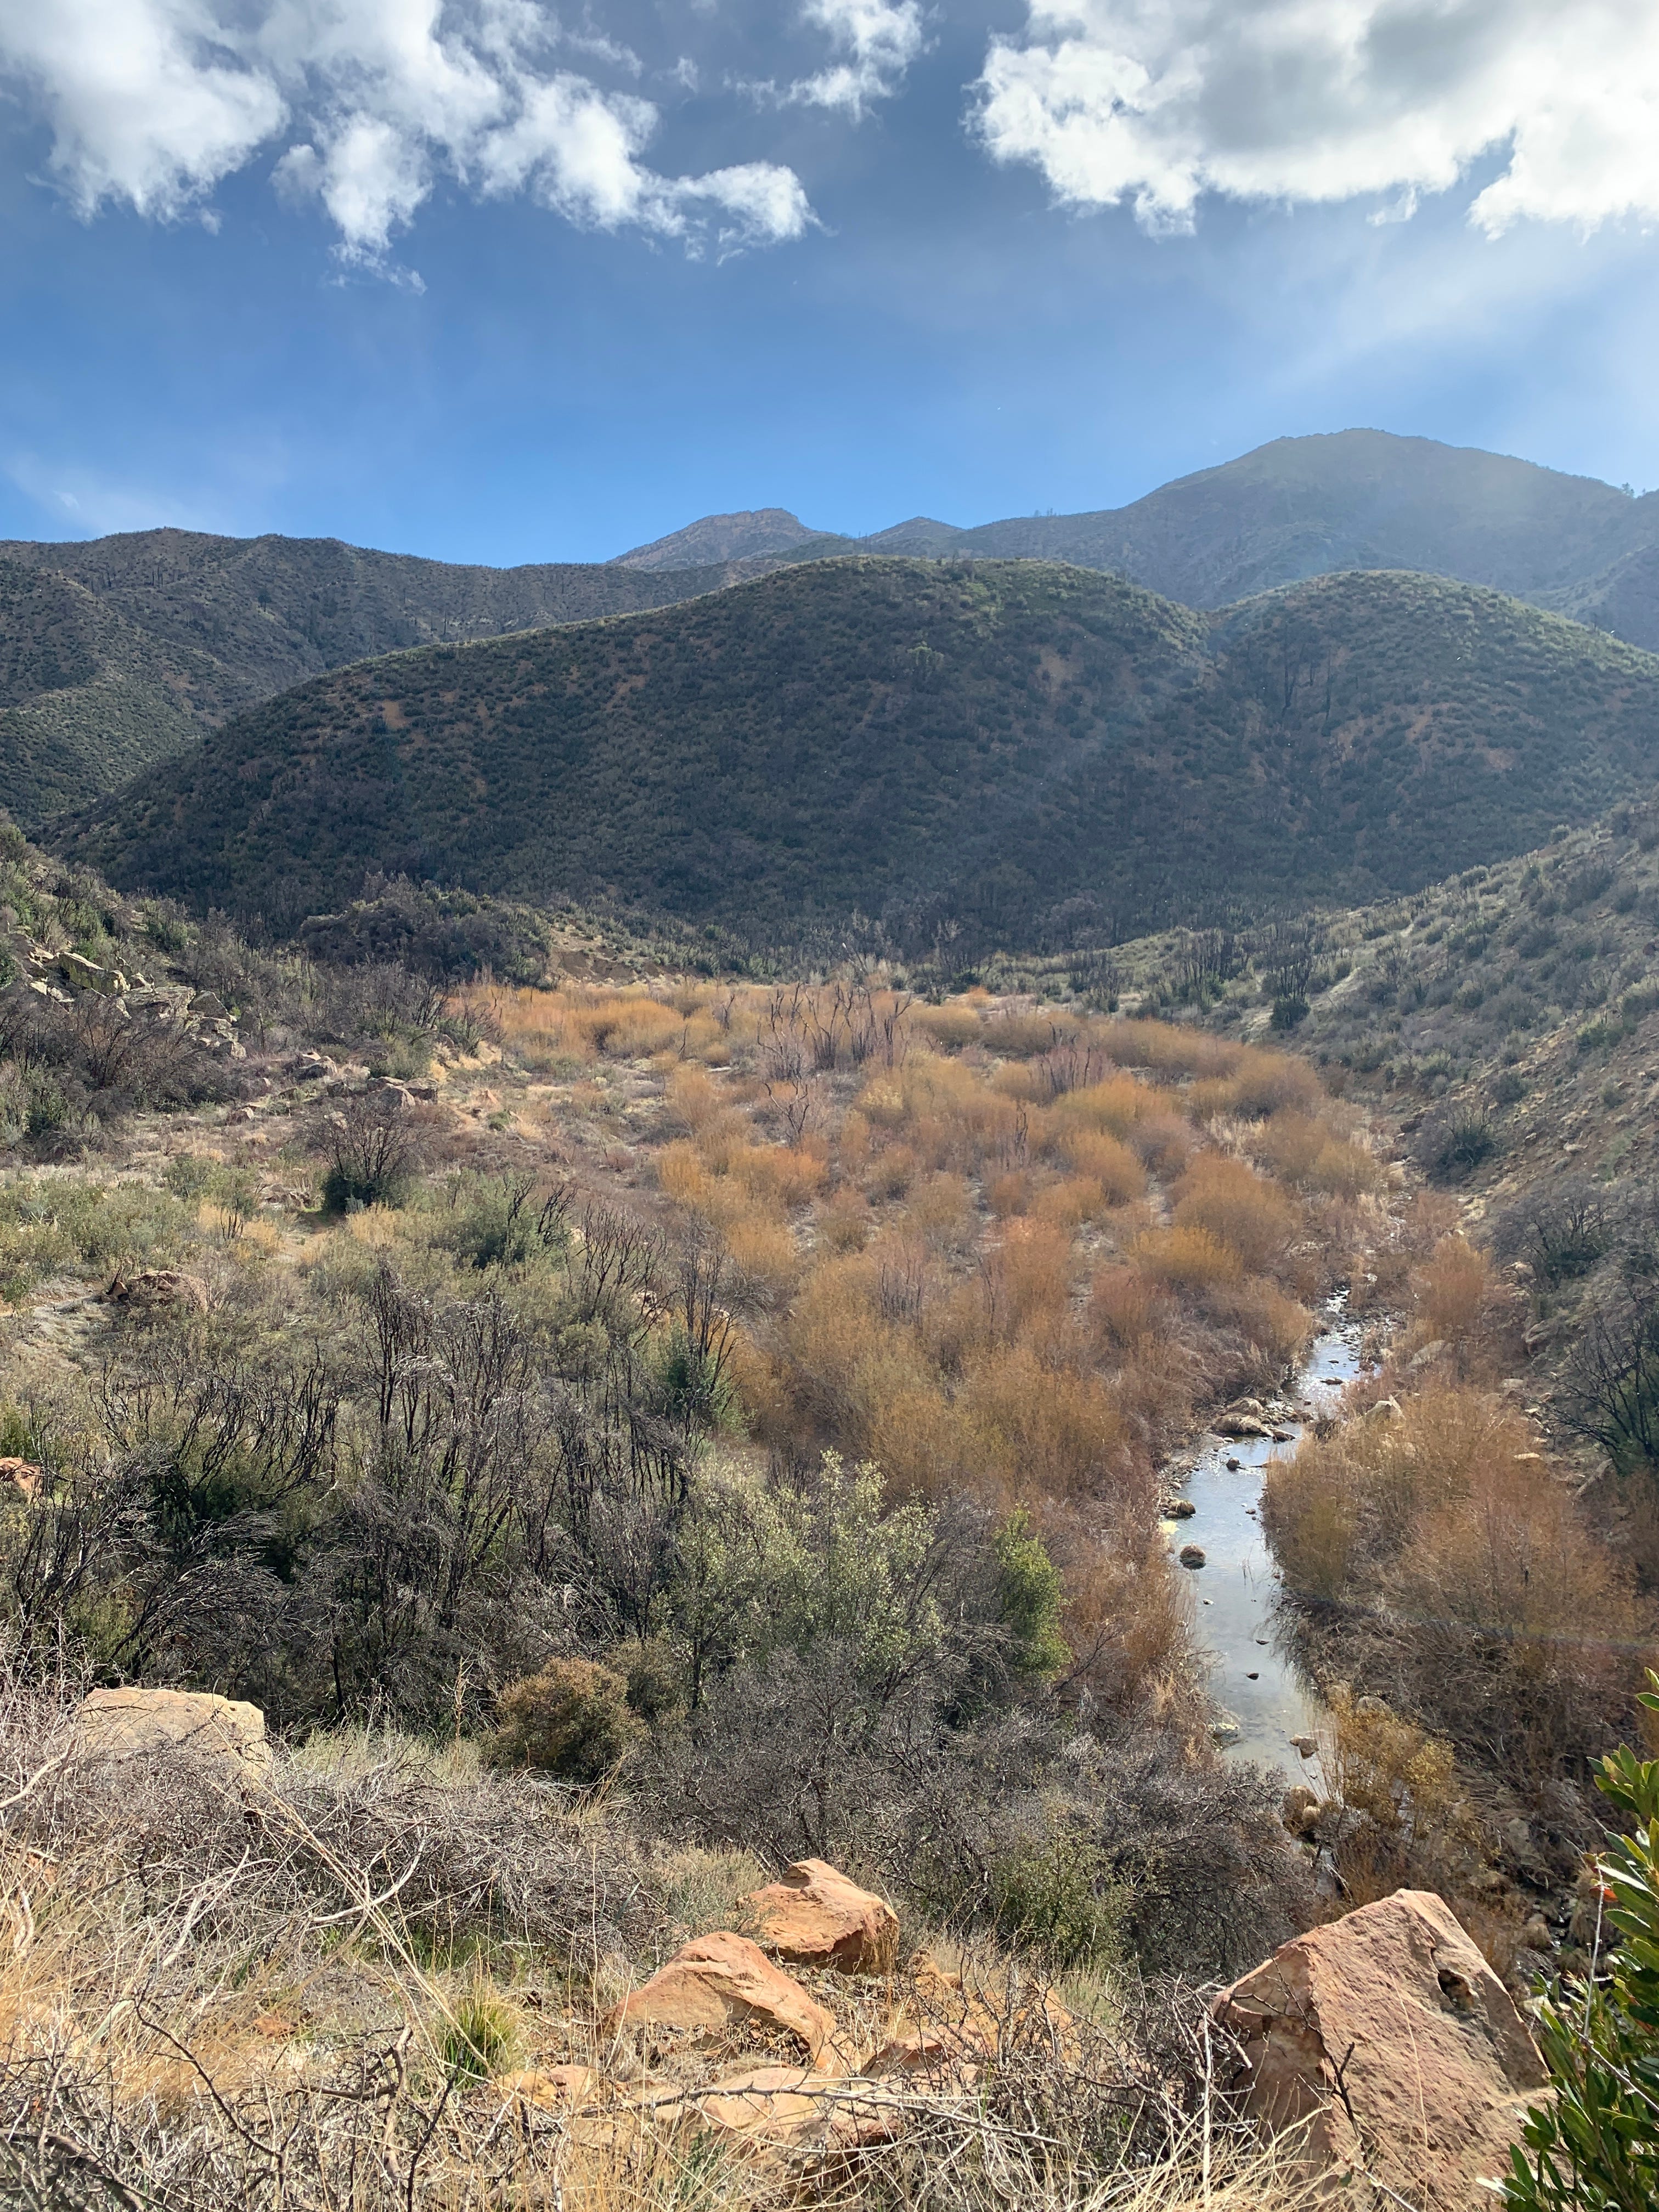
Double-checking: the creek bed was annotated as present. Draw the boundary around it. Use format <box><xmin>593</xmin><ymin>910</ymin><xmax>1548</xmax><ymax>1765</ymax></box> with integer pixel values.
<box><xmin>1163</xmin><ymin>1294</ymin><xmax>1371</xmax><ymax>1775</ymax></box>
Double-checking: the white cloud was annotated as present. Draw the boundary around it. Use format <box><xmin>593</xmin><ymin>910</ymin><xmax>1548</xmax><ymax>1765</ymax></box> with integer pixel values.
<box><xmin>975</xmin><ymin>1</ymin><xmax>1659</xmax><ymax>238</ymax></box>
<box><xmin>0</xmin><ymin>0</ymin><xmax>812</xmax><ymax>266</ymax></box>
<box><xmin>0</xmin><ymin>0</ymin><xmax>287</xmax><ymax>219</ymax></box>
<box><xmin>766</xmin><ymin>0</ymin><xmax>923</xmax><ymax>119</ymax></box>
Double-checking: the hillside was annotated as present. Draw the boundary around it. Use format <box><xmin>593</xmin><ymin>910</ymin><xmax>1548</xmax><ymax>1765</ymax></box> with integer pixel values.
<box><xmin>59</xmin><ymin>558</ymin><xmax>1659</xmax><ymax>950</ymax></box>
<box><xmin>13</xmin><ymin>430</ymin><xmax>1659</xmax><ymax>832</ymax></box>
<box><xmin>0</xmin><ymin>528</ymin><xmax>802</xmax><ymax>827</ymax></box>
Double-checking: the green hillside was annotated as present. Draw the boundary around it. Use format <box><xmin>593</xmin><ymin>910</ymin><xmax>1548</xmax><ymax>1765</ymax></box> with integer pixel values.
<box><xmin>0</xmin><ymin>527</ymin><xmax>802</xmax><ymax>826</ymax></box>
<box><xmin>58</xmin><ymin>557</ymin><xmax>1659</xmax><ymax>952</ymax></box>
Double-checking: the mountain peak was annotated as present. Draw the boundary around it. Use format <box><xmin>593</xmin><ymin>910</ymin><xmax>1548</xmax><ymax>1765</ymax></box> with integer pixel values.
<box><xmin>611</xmin><ymin>507</ymin><xmax>821</xmax><ymax>571</ymax></box>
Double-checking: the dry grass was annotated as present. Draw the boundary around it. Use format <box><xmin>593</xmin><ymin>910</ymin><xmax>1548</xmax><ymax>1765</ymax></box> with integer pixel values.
<box><xmin>0</xmin><ymin>1675</ymin><xmax>1330</xmax><ymax>2212</ymax></box>
<box><xmin>440</xmin><ymin>981</ymin><xmax>1358</xmax><ymax>1729</ymax></box>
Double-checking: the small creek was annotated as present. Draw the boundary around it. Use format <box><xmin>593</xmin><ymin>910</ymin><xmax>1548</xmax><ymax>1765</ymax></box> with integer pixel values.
<box><xmin>1163</xmin><ymin>1294</ymin><xmax>1372</xmax><ymax>1776</ymax></box>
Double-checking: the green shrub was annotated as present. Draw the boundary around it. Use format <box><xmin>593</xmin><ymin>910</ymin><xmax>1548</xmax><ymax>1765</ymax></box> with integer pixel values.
<box><xmin>1504</xmin><ymin>1673</ymin><xmax>1659</xmax><ymax>2210</ymax></box>
<box><xmin>484</xmin><ymin>1658</ymin><xmax>642</xmax><ymax>1781</ymax></box>
<box><xmin>994</xmin><ymin>1510</ymin><xmax>1070</xmax><ymax>1680</ymax></box>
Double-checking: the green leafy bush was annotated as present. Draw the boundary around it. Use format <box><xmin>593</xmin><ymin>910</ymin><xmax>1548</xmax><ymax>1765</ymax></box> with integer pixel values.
<box><xmin>484</xmin><ymin>1659</ymin><xmax>643</xmax><ymax>1782</ymax></box>
<box><xmin>1504</xmin><ymin>1674</ymin><xmax>1659</xmax><ymax>2210</ymax></box>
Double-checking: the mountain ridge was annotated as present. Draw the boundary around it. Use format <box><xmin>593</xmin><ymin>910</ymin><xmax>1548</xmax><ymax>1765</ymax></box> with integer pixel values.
<box><xmin>59</xmin><ymin>555</ymin><xmax>1659</xmax><ymax>956</ymax></box>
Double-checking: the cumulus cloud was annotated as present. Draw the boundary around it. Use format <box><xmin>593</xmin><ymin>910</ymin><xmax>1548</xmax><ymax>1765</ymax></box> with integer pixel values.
<box><xmin>0</xmin><ymin>0</ymin><xmax>812</xmax><ymax>264</ymax></box>
<box><xmin>764</xmin><ymin>0</ymin><xmax>924</xmax><ymax>119</ymax></box>
<box><xmin>976</xmin><ymin>0</ymin><xmax>1659</xmax><ymax>237</ymax></box>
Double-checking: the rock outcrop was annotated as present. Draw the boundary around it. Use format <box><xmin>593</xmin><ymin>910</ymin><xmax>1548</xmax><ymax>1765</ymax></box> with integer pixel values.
<box><xmin>1212</xmin><ymin>1888</ymin><xmax>1548</xmax><ymax>2207</ymax></box>
<box><xmin>74</xmin><ymin>1686</ymin><xmax>273</xmax><ymax>1790</ymax></box>
<box><xmin>743</xmin><ymin>1859</ymin><xmax>900</xmax><ymax>1976</ymax></box>
<box><xmin>603</xmin><ymin>1931</ymin><xmax>840</xmax><ymax>2067</ymax></box>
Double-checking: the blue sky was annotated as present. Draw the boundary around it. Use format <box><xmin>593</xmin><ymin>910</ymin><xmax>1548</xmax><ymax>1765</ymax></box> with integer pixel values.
<box><xmin>3</xmin><ymin>1</ymin><xmax>1658</xmax><ymax>565</ymax></box>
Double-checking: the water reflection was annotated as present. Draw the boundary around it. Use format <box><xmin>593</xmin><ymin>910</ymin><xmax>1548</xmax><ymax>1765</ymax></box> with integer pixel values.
<box><xmin>1160</xmin><ymin>1296</ymin><xmax>1367</xmax><ymax>1777</ymax></box>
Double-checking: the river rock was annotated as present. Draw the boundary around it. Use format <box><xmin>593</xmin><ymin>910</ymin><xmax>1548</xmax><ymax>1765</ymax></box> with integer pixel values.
<box><xmin>74</xmin><ymin>1686</ymin><xmax>272</xmax><ymax>1790</ymax></box>
<box><xmin>1164</xmin><ymin>1497</ymin><xmax>1197</xmax><ymax>1519</ymax></box>
<box><xmin>1282</xmin><ymin>1785</ymin><xmax>1320</xmax><ymax>1835</ymax></box>
<box><xmin>1289</xmin><ymin>1734</ymin><xmax>1318</xmax><ymax>1758</ymax></box>
<box><xmin>1363</xmin><ymin>1397</ymin><xmax>1403</xmax><ymax>1424</ymax></box>
<box><xmin>1215</xmin><ymin>1414</ymin><xmax>1269</xmax><ymax>1439</ymax></box>
<box><xmin>1178</xmin><ymin>1543</ymin><xmax>1206</xmax><ymax>1568</ymax></box>
<box><xmin>1212</xmin><ymin>1889</ymin><xmax>1548</xmax><ymax>2206</ymax></box>
<box><xmin>603</xmin><ymin>1932</ymin><xmax>839</xmax><ymax>2066</ymax></box>
<box><xmin>743</xmin><ymin>1858</ymin><xmax>899</xmax><ymax>1975</ymax></box>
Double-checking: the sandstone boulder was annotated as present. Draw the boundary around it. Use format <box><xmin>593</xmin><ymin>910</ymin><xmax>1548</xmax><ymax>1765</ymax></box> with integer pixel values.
<box><xmin>74</xmin><ymin>1686</ymin><xmax>272</xmax><ymax>1790</ymax></box>
<box><xmin>604</xmin><ymin>1931</ymin><xmax>839</xmax><ymax>2067</ymax></box>
<box><xmin>0</xmin><ymin>1458</ymin><xmax>43</xmax><ymax>1499</ymax></box>
<box><xmin>1212</xmin><ymin>1888</ymin><xmax>1547</xmax><ymax>2207</ymax></box>
<box><xmin>499</xmin><ymin>2064</ymin><xmax>595</xmax><ymax>2111</ymax></box>
<box><xmin>743</xmin><ymin>1859</ymin><xmax>899</xmax><ymax>1976</ymax></box>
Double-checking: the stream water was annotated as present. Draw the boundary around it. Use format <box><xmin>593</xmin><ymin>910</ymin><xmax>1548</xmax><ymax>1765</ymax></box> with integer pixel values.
<box><xmin>1163</xmin><ymin>1294</ymin><xmax>1371</xmax><ymax>1776</ymax></box>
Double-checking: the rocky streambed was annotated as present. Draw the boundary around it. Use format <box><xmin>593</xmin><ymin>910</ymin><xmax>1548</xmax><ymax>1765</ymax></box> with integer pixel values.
<box><xmin>1161</xmin><ymin>1293</ymin><xmax>1372</xmax><ymax>1773</ymax></box>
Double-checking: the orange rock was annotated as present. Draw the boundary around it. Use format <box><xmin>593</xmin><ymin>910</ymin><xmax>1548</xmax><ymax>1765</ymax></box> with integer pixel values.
<box><xmin>499</xmin><ymin>2064</ymin><xmax>595</xmax><ymax>2109</ymax></box>
<box><xmin>603</xmin><ymin>1932</ymin><xmax>839</xmax><ymax>2067</ymax></box>
<box><xmin>744</xmin><ymin>1859</ymin><xmax>900</xmax><ymax>1976</ymax></box>
<box><xmin>74</xmin><ymin>1686</ymin><xmax>272</xmax><ymax>1789</ymax></box>
<box><xmin>0</xmin><ymin>1459</ymin><xmax>42</xmax><ymax>1499</ymax></box>
<box><xmin>1212</xmin><ymin>1888</ymin><xmax>1548</xmax><ymax>2208</ymax></box>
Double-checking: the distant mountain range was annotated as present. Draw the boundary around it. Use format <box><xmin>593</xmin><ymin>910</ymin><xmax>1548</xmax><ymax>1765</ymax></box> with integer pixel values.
<box><xmin>8</xmin><ymin>430</ymin><xmax>1659</xmax><ymax>836</ymax></box>
<box><xmin>63</xmin><ymin>558</ymin><xmax>1659</xmax><ymax>953</ymax></box>
<box><xmin>620</xmin><ymin>430</ymin><xmax>1659</xmax><ymax>641</ymax></box>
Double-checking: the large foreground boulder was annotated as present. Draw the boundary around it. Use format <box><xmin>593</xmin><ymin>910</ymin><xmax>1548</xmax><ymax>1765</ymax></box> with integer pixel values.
<box><xmin>743</xmin><ymin>1859</ymin><xmax>899</xmax><ymax>1975</ymax></box>
<box><xmin>603</xmin><ymin>1932</ymin><xmax>839</xmax><ymax>2067</ymax></box>
<box><xmin>1212</xmin><ymin>1889</ymin><xmax>1547</xmax><ymax>2208</ymax></box>
<box><xmin>74</xmin><ymin>1687</ymin><xmax>272</xmax><ymax>1791</ymax></box>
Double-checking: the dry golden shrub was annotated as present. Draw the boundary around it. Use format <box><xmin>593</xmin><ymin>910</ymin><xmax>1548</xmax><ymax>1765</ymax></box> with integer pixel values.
<box><xmin>912</xmin><ymin>999</ymin><xmax>984</xmax><ymax>1049</ymax></box>
<box><xmin>663</xmin><ymin>1062</ymin><xmax>723</xmax><ymax>1132</ymax></box>
<box><xmin>817</xmin><ymin>1191</ymin><xmax>873</xmax><ymax>1252</ymax></box>
<box><xmin>1131</xmin><ymin>1224</ymin><xmax>1243</xmax><ymax>1293</ymax></box>
<box><xmin>867</xmin><ymin>1380</ymin><xmax>963</xmax><ymax>1497</ymax></box>
<box><xmin>720</xmin><ymin>1214</ymin><xmax>801</xmax><ymax>1299</ymax></box>
<box><xmin>1386</xmin><ymin>1443</ymin><xmax>1652</xmax><ymax>1772</ymax></box>
<box><xmin>908</xmin><ymin>1171</ymin><xmax>975</xmax><ymax>1250</ymax></box>
<box><xmin>867</xmin><ymin>1143</ymin><xmax>918</xmax><ymax>1202</ymax></box>
<box><xmin>1246</xmin><ymin>1110</ymin><xmax>1383</xmax><ymax>1198</ymax></box>
<box><xmin>989</xmin><ymin>1169</ymin><xmax>1032</xmax><ymax>1217</ymax></box>
<box><xmin>732</xmin><ymin>1142</ymin><xmax>826</xmax><ymax>1212</ymax></box>
<box><xmin>1053</xmin><ymin>1513</ymin><xmax>1194</xmax><ymax>1718</ymax></box>
<box><xmin>1051</xmin><ymin>1074</ymin><xmax>1149</xmax><ymax>1139</ymax></box>
<box><xmin>1204</xmin><ymin>1278</ymin><xmax>1312</xmax><ymax>1380</ymax></box>
<box><xmin>1260</xmin><ymin>1444</ymin><xmax>1356</xmax><ymax>1599</ymax></box>
<box><xmin>1172</xmin><ymin>1153</ymin><xmax>1300</xmax><ymax>1278</ymax></box>
<box><xmin>956</xmin><ymin>1342</ymin><xmax>1128</xmax><ymax>1503</ymax></box>
<box><xmin>984</xmin><ymin>1220</ymin><xmax>1076</xmax><ymax>1340</ymax></box>
<box><xmin>1034</xmin><ymin>1175</ymin><xmax>1109</xmax><ymax>1229</ymax></box>
<box><xmin>1109</xmin><ymin>1020</ymin><xmax>1234</xmax><ymax>1079</ymax></box>
<box><xmin>654</xmin><ymin>1139</ymin><xmax>713</xmax><ymax>1211</ymax></box>
<box><xmin>982</xmin><ymin>1007</ymin><xmax>1065</xmax><ymax>1057</ymax></box>
<box><xmin>1408</xmin><ymin>1233</ymin><xmax>1520</xmax><ymax>1378</ymax></box>
<box><xmin>1088</xmin><ymin>1263</ymin><xmax>1169</xmax><ymax>1353</ymax></box>
<box><xmin>1129</xmin><ymin>1111</ymin><xmax>1197</xmax><ymax>1176</ymax></box>
<box><xmin>1052</xmin><ymin>1125</ymin><xmax>1144</xmax><ymax>1201</ymax></box>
